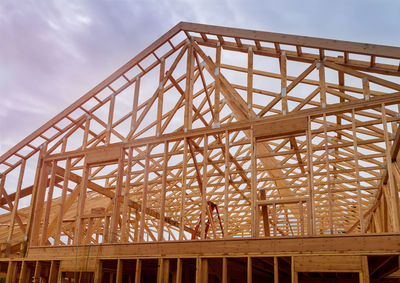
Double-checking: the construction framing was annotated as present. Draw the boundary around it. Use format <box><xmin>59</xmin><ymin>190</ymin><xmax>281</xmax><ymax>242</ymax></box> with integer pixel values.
<box><xmin>1</xmin><ymin>22</ymin><xmax>400</xmax><ymax>282</ymax></box>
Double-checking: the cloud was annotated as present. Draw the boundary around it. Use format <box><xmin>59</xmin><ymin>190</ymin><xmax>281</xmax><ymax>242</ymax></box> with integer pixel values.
<box><xmin>1</xmin><ymin>0</ymin><xmax>399</xmax><ymax>156</ymax></box>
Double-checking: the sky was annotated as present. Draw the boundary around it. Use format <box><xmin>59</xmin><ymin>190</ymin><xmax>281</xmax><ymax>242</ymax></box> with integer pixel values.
<box><xmin>1</xmin><ymin>0</ymin><xmax>400</xmax><ymax>155</ymax></box>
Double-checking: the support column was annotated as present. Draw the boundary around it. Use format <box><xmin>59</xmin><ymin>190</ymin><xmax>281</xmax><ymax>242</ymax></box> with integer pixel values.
<box><xmin>110</xmin><ymin>148</ymin><xmax>125</xmax><ymax>242</ymax></box>
<box><xmin>247</xmin><ymin>257</ymin><xmax>252</xmax><ymax>283</ymax></box>
<box><xmin>94</xmin><ymin>260</ymin><xmax>103</xmax><ymax>283</ymax></box>
<box><xmin>274</xmin><ymin>257</ymin><xmax>279</xmax><ymax>283</ymax></box>
<box><xmin>251</xmin><ymin>129</ymin><xmax>258</xmax><ymax>237</ymax></box>
<box><xmin>184</xmin><ymin>42</ymin><xmax>194</xmax><ymax>132</ymax></box>
<box><xmin>116</xmin><ymin>259</ymin><xmax>123</xmax><ymax>283</ymax></box>
<box><xmin>139</xmin><ymin>145</ymin><xmax>150</xmax><ymax>242</ymax></box>
<box><xmin>176</xmin><ymin>258</ymin><xmax>182</xmax><ymax>283</ymax></box>
<box><xmin>291</xmin><ymin>257</ymin><xmax>298</xmax><ymax>283</ymax></box>
<box><xmin>75</xmin><ymin>163</ymin><xmax>89</xmax><ymax>245</ymax></box>
<box><xmin>382</xmin><ymin>104</ymin><xmax>400</xmax><ymax>232</ymax></box>
<box><xmin>48</xmin><ymin>260</ymin><xmax>59</xmax><ymax>283</ymax></box>
<box><xmin>6</xmin><ymin>261</ymin><xmax>17</xmax><ymax>283</ymax></box>
<box><xmin>134</xmin><ymin>259</ymin><xmax>141</xmax><ymax>283</ymax></box>
<box><xmin>33</xmin><ymin>261</ymin><xmax>41</xmax><ymax>283</ymax></box>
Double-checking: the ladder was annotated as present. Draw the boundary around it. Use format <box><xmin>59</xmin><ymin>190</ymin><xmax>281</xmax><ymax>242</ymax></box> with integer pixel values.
<box><xmin>191</xmin><ymin>201</ymin><xmax>224</xmax><ymax>239</ymax></box>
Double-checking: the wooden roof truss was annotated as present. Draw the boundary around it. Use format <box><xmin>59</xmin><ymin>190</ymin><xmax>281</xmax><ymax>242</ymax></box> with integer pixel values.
<box><xmin>0</xmin><ymin>22</ymin><xmax>399</xmax><ymax>254</ymax></box>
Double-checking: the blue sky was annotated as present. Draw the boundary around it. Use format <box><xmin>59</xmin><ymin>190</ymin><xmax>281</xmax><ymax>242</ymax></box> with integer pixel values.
<box><xmin>1</xmin><ymin>0</ymin><xmax>400</xmax><ymax>154</ymax></box>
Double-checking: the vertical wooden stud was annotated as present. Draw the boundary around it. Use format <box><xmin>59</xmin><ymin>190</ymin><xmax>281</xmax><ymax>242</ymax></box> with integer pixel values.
<box><xmin>222</xmin><ymin>257</ymin><xmax>227</xmax><ymax>283</ymax></box>
<box><xmin>157</xmin><ymin>58</ymin><xmax>165</xmax><ymax>136</ymax></box>
<box><xmin>131</xmin><ymin>77</ymin><xmax>141</xmax><ymax>130</ymax></box>
<box><xmin>251</xmin><ymin>129</ymin><xmax>258</xmax><ymax>237</ymax></box>
<box><xmin>201</xmin><ymin>135</ymin><xmax>208</xmax><ymax>239</ymax></box>
<box><xmin>307</xmin><ymin>116</ymin><xmax>315</xmax><ymax>235</ymax></box>
<box><xmin>280</xmin><ymin>51</ymin><xmax>288</xmax><ymax>115</ymax></box>
<box><xmin>247</xmin><ymin>47</ymin><xmax>253</xmax><ymax>116</ymax></box>
<box><xmin>40</xmin><ymin>160</ymin><xmax>57</xmax><ymax>245</ymax></box>
<box><xmin>214</xmin><ymin>42</ymin><xmax>221</xmax><ymax>124</ymax></box>
<box><xmin>382</xmin><ymin>104</ymin><xmax>399</xmax><ymax>232</ymax></box>
<box><xmin>274</xmin><ymin>257</ymin><xmax>279</xmax><ymax>283</ymax></box>
<box><xmin>121</xmin><ymin>147</ymin><xmax>133</xmax><ymax>242</ymax></box>
<box><xmin>176</xmin><ymin>258</ymin><xmax>182</xmax><ymax>283</ymax></box>
<box><xmin>116</xmin><ymin>259</ymin><xmax>123</xmax><ymax>283</ymax></box>
<box><xmin>139</xmin><ymin>144</ymin><xmax>151</xmax><ymax>242</ymax></box>
<box><xmin>55</xmin><ymin>158</ymin><xmax>71</xmax><ymax>245</ymax></box>
<box><xmin>110</xmin><ymin>148</ymin><xmax>125</xmax><ymax>242</ymax></box>
<box><xmin>74</xmin><ymin>163</ymin><xmax>89</xmax><ymax>245</ymax></box>
<box><xmin>159</xmin><ymin>141</ymin><xmax>168</xmax><ymax>241</ymax></box>
<box><xmin>224</xmin><ymin>131</ymin><xmax>230</xmax><ymax>238</ymax></box>
<box><xmin>247</xmin><ymin>257</ymin><xmax>252</xmax><ymax>283</ymax></box>
<box><xmin>352</xmin><ymin>109</ymin><xmax>365</xmax><ymax>233</ymax></box>
<box><xmin>323</xmin><ymin>114</ymin><xmax>334</xmax><ymax>234</ymax></box>
<box><xmin>184</xmin><ymin>42</ymin><xmax>194</xmax><ymax>132</ymax></box>
<box><xmin>135</xmin><ymin>259</ymin><xmax>141</xmax><ymax>283</ymax></box>
<box><xmin>94</xmin><ymin>260</ymin><xmax>103</xmax><ymax>283</ymax></box>
<box><xmin>180</xmin><ymin>139</ymin><xmax>188</xmax><ymax>240</ymax></box>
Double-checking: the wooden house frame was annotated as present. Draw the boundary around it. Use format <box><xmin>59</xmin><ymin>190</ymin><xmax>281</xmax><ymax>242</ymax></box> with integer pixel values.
<box><xmin>0</xmin><ymin>22</ymin><xmax>400</xmax><ymax>282</ymax></box>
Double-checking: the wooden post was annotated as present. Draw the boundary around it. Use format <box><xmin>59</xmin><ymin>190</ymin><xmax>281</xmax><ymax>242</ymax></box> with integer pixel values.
<box><xmin>104</xmin><ymin>216</ymin><xmax>110</xmax><ymax>243</ymax></box>
<box><xmin>121</xmin><ymin>147</ymin><xmax>133</xmax><ymax>242</ymax></box>
<box><xmin>30</xmin><ymin>158</ymin><xmax>50</xmax><ymax>246</ymax></box>
<box><xmin>139</xmin><ymin>144</ymin><xmax>150</xmax><ymax>242</ymax></box>
<box><xmin>33</xmin><ymin>261</ymin><xmax>41</xmax><ymax>283</ymax></box>
<box><xmin>323</xmin><ymin>114</ymin><xmax>334</xmax><ymax>234</ymax></box>
<box><xmin>163</xmin><ymin>259</ymin><xmax>170</xmax><ymax>283</ymax></box>
<box><xmin>55</xmin><ymin>158</ymin><xmax>71</xmax><ymax>245</ymax></box>
<box><xmin>134</xmin><ymin>259</ymin><xmax>141</xmax><ymax>283</ymax></box>
<box><xmin>274</xmin><ymin>257</ymin><xmax>279</xmax><ymax>283</ymax></box>
<box><xmin>224</xmin><ymin>131</ymin><xmax>230</xmax><ymax>237</ymax></box>
<box><xmin>360</xmin><ymin>256</ymin><xmax>370</xmax><ymax>283</ymax></box>
<box><xmin>247</xmin><ymin>257</ymin><xmax>252</xmax><ymax>283</ymax></box>
<box><xmin>24</xmin><ymin>144</ymin><xmax>47</xmax><ymax>250</ymax></box>
<box><xmin>247</xmin><ymin>47</ymin><xmax>253</xmax><ymax>117</ymax></box>
<box><xmin>157</xmin><ymin>58</ymin><xmax>165</xmax><ymax>136</ymax></box>
<box><xmin>382</xmin><ymin>104</ymin><xmax>400</xmax><ymax>232</ymax></box>
<box><xmin>201</xmin><ymin>135</ymin><xmax>208</xmax><ymax>239</ymax></box>
<box><xmin>291</xmin><ymin>257</ymin><xmax>298</xmax><ymax>283</ymax></box>
<box><xmin>110</xmin><ymin>148</ymin><xmax>125</xmax><ymax>242</ymax></box>
<box><xmin>222</xmin><ymin>257</ymin><xmax>227</xmax><ymax>283</ymax></box>
<box><xmin>116</xmin><ymin>259</ymin><xmax>123</xmax><ymax>283</ymax></box>
<box><xmin>6</xmin><ymin>261</ymin><xmax>17</xmax><ymax>283</ymax></box>
<box><xmin>280</xmin><ymin>51</ymin><xmax>288</xmax><ymax>115</ymax></box>
<box><xmin>75</xmin><ymin>163</ymin><xmax>89</xmax><ymax>245</ymax></box>
<box><xmin>48</xmin><ymin>260</ymin><xmax>59</xmax><ymax>283</ymax></box>
<box><xmin>131</xmin><ymin>77</ymin><xmax>140</xmax><ymax>130</ymax></box>
<box><xmin>82</xmin><ymin>114</ymin><xmax>91</xmax><ymax>150</ymax></box>
<box><xmin>157</xmin><ymin>258</ymin><xmax>164</xmax><ymax>283</ymax></box>
<box><xmin>105</xmin><ymin>93</ymin><xmax>116</xmax><ymax>145</ymax></box>
<box><xmin>251</xmin><ymin>130</ymin><xmax>258</xmax><ymax>237</ymax></box>
<box><xmin>18</xmin><ymin>261</ymin><xmax>28</xmax><ymax>283</ymax></box>
<box><xmin>159</xmin><ymin>141</ymin><xmax>168</xmax><ymax>241</ymax></box>
<box><xmin>273</xmin><ymin>203</ymin><xmax>277</xmax><ymax>237</ymax></box>
<box><xmin>214</xmin><ymin>42</ymin><xmax>221</xmax><ymax>124</ymax></box>
<box><xmin>352</xmin><ymin>109</ymin><xmax>365</xmax><ymax>233</ymax></box>
<box><xmin>41</xmin><ymin>160</ymin><xmax>57</xmax><ymax>245</ymax></box>
<box><xmin>201</xmin><ymin>258</ymin><xmax>208</xmax><ymax>283</ymax></box>
<box><xmin>184</xmin><ymin>42</ymin><xmax>194</xmax><ymax>132</ymax></box>
<box><xmin>319</xmin><ymin>60</ymin><xmax>326</xmax><ymax>108</ymax></box>
<box><xmin>307</xmin><ymin>116</ymin><xmax>315</xmax><ymax>235</ymax></box>
<box><xmin>180</xmin><ymin>139</ymin><xmax>188</xmax><ymax>240</ymax></box>
<box><xmin>176</xmin><ymin>258</ymin><xmax>182</xmax><ymax>283</ymax></box>
<box><xmin>195</xmin><ymin>258</ymin><xmax>202</xmax><ymax>283</ymax></box>
<box><xmin>94</xmin><ymin>260</ymin><xmax>103</xmax><ymax>283</ymax></box>
<box><xmin>299</xmin><ymin>202</ymin><xmax>304</xmax><ymax>236</ymax></box>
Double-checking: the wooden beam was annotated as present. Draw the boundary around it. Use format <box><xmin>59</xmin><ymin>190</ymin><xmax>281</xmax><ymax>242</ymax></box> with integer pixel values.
<box><xmin>179</xmin><ymin>22</ymin><xmax>400</xmax><ymax>59</ymax></box>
